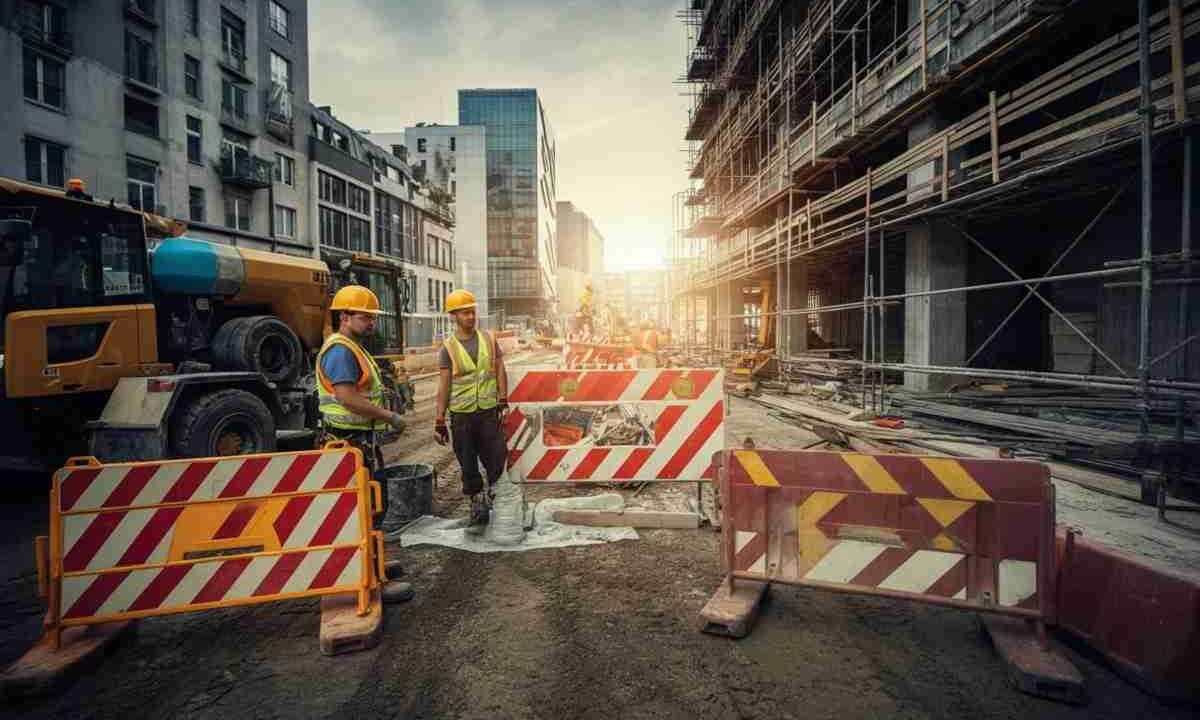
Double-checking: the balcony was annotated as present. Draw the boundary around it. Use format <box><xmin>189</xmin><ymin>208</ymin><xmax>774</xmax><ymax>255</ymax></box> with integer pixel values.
<box><xmin>220</xmin><ymin>151</ymin><xmax>272</xmax><ymax>189</ymax></box>
<box><xmin>219</xmin><ymin>46</ymin><xmax>251</xmax><ymax>82</ymax></box>
<box><xmin>124</xmin><ymin>54</ymin><xmax>158</xmax><ymax>91</ymax></box>
<box><xmin>18</xmin><ymin>15</ymin><xmax>72</xmax><ymax>56</ymax></box>
<box><xmin>124</xmin><ymin>0</ymin><xmax>156</xmax><ymax>25</ymax></box>
<box><xmin>265</xmin><ymin>83</ymin><xmax>293</xmax><ymax>141</ymax></box>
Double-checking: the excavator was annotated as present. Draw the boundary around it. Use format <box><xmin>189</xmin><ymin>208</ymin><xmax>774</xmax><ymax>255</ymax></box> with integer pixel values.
<box><xmin>0</xmin><ymin>176</ymin><xmax>403</xmax><ymax>469</ymax></box>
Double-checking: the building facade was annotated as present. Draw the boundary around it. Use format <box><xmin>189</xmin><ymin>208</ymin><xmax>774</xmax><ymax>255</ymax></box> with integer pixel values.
<box><xmin>308</xmin><ymin>105</ymin><xmax>456</xmax><ymax>347</ymax></box>
<box><xmin>0</xmin><ymin>0</ymin><xmax>313</xmax><ymax>255</ymax></box>
<box><xmin>373</xmin><ymin>123</ymin><xmax>489</xmax><ymax>323</ymax></box>
<box><xmin>458</xmin><ymin>88</ymin><xmax>557</xmax><ymax>324</ymax></box>
<box><xmin>555</xmin><ymin>200</ymin><xmax>604</xmax><ymax>318</ymax></box>
<box><xmin>603</xmin><ymin>270</ymin><xmax>667</xmax><ymax>329</ymax></box>
<box><xmin>675</xmin><ymin>1</ymin><xmax>1199</xmax><ymax>392</ymax></box>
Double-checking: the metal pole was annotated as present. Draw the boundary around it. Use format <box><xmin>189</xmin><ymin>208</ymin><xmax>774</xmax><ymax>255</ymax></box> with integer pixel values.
<box><xmin>1178</xmin><ymin>133</ymin><xmax>1193</xmax><ymax>439</ymax></box>
<box><xmin>1137</xmin><ymin>0</ymin><xmax>1154</xmax><ymax>436</ymax></box>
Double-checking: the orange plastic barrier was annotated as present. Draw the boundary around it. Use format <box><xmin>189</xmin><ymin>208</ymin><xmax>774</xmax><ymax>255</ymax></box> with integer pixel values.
<box><xmin>717</xmin><ymin>449</ymin><xmax>1056</xmax><ymax>622</ymax></box>
<box><xmin>42</xmin><ymin>443</ymin><xmax>383</xmax><ymax>649</ymax></box>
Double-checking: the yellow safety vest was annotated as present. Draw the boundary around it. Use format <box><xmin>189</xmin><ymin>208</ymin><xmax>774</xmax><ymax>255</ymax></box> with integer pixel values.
<box><xmin>316</xmin><ymin>333</ymin><xmax>386</xmax><ymax>430</ymax></box>
<box><xmin>444</xmin><ymin>330</ymin><xmax>498</xmax><ymax>414</ymax></box>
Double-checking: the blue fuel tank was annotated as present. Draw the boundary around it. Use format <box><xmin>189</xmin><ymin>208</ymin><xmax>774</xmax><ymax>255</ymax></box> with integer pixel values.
<box><xmin>151</xmin><ymin>236</ymin><xmax>246</xmax><ymax>297</ymax></box>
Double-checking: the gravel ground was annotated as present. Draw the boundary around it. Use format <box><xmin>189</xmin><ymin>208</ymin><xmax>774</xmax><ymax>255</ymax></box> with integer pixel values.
<box><xmin>1</xmin><ymin>350</ymin><xmax>1194</xmax><ymax>719</ymax></box>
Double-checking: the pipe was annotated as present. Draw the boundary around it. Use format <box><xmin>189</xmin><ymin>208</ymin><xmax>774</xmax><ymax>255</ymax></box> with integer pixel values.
<box><xmin>1138</xmin><ymin>0</ymin><xmax>1154</xmax><ymax>436</ymax></box>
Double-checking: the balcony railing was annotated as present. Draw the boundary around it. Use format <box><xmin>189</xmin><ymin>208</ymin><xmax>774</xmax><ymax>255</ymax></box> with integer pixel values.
<box><xmin>265</xmin><ymin>83</ymin><xmax>293</xmax><ymax>140</ymax></box>
<box><xmin>221</xmin><ymin>46</ymin><xmax>247</xmax><ymax>75</ymax></box>
<box><xmin>18</xmin><ymin>16</ymin><xmax>72</xmax><ymax>54</ymax></box>
<box><xmin>220</xmin><ymin>151</ymin><xmax>272</xmax><ymax>189</ymax></box>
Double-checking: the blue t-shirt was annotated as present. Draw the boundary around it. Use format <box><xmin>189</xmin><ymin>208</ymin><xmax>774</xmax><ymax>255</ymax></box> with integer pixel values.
<box><xmin>320</xmin><ymin>345</ymin><xmax>362</xmax><ymax>386</ymax></box>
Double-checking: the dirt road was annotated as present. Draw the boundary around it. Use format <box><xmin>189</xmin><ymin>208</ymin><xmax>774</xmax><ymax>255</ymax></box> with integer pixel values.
<box><xmin>1</xmin><ymin>354</ymin><xmax>1192</xmax><ymax>719</ymax></box>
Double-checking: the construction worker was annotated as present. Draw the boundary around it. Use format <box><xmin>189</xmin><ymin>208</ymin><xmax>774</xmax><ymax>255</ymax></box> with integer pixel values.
<box><xmin>316</xmin><ymin>285</ymin><xmax>412</xmax><ymax>602</ymax></box>
<box><xmin>636</xmin><ymin>320</ymin><xmax>659</xmax><ymax>368</ymax></box>
<box><xmin>434</xmin><ymin>289</ymin><xmax>508</xmax><ymax>530</ymax></box>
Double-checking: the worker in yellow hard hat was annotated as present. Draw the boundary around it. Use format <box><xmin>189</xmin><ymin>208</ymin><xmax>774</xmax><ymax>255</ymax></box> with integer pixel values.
<box><xmin>317</xmin><ymin>285</ymin><xmax>412</xmax><ymax>602</ymax></box>
<box><xmin>434</xmin><ymin>288</ymin><xmax>508</xmax><ymax>531</ymax></box>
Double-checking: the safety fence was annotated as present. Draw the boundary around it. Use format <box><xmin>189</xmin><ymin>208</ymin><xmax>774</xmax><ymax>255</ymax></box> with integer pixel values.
<box><xmin>562</xmin><ymin>342</ymin><xmax>638</xmax><ymax>369</ymax></box>
<box><xmin>717</xmin><ymin>448</ymin><xmax>1056</xmax><ymax>621</ymax></box>
<box><xmin>504</xmin><ymin>368</ymin><xmax>725</xmax><ymax>483</ymax></box>
<box><xmin>39</xmin><ymin>443</ymin><xmax>383</xmax><ymax>649</ymax></box>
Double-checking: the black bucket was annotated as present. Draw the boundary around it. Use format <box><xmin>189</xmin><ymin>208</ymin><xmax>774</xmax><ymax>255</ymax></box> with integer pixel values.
<box><xmin>377</xmin><ymin>464</ymin><xmax>435</xmax><ymax>532</ymax></box>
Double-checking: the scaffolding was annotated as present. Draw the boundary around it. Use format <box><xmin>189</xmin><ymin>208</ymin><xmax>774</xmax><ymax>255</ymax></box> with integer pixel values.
<box><xmin>671</xmin><ymin>0</ymin><xmax>1200</xmax><ymax>440</ymax></box>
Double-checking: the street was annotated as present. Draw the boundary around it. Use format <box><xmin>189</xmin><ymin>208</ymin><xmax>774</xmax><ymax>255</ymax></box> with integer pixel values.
<box><xmin>1</xmin><ymin>352</ymin><xmax>1192</xmax><ymax>719</ymax></box>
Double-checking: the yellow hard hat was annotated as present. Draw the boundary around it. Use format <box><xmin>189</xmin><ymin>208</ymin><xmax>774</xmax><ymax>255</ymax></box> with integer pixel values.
<box><xmin>445</xmin><ymin>289</ymin><xmax>477</xmax><ymax>314</ymax></box>
<box><xmin>330</xmin><ymin>285</ymin><xmax>384</xmax><ymax>314</ymax></box>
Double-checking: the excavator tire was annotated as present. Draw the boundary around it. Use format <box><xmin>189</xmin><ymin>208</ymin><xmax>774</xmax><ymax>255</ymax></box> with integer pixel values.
<box><xmin>212</xmin><ymin>315</ymin><xmax>303</xmax><ymax>387</ymax></box>
<box><xmin>171</xmin><ymin>388</ymin><xmax>275</xmax><ymax>458</ymax></box>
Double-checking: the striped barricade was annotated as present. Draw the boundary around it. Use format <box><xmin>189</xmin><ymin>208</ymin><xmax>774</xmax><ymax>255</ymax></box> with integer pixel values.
<box><xmin>504</xmin><ymin>368</ymin><xmax>725</xmax><ymax>483</ymax></box>
<box><xmin>562</xmin><ymin>342</ymin><xmax>637</xmax><ymax>369</ymax></box>
<box><xmin>715</xmin><ymin>449</ymin><xmax>1056</xmax><ymax>622</ymax></box>
<box><xmin>42</xmin><ymin>443</ymin><xmax>384</xmax><ymax>649</ymax></box>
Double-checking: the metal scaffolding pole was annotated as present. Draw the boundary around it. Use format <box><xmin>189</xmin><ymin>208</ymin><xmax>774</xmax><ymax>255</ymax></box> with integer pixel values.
<box><xmin>1137</xmin><ymin>0</ymin><xmax>1155</xmax><ymax>436</ymax></box>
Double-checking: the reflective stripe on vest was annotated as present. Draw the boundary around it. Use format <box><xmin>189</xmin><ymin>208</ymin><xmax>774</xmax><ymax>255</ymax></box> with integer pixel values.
<box><xmin>444</xmin><ymin>330</ymin><xmax>498</xmax><ymax>414</ymax></box>
<box><xmin>316</xmin><ymin>333</ymin><xmax>386</xmax><ymax>430</ymax></box>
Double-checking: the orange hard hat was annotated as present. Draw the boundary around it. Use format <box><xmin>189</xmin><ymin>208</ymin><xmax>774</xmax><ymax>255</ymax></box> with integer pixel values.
<box><xmin>330</xmin><ymin>285</ymin><xmax>384</xmax><ymax>314</ymax></box>
<box><xmin>66</xmin><ymin>178</ymin><xmax>85</xmax><ymax>192</ymax></box>
<box><xmin>445</xmin><ymin>289</ymin><xmax>477</xmax><ymax>314</ymax></box>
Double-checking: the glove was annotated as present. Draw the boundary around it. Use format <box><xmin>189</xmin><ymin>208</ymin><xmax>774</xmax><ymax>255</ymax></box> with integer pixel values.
<box><xmin>387</xmin><ymin>412</ymin><xmax>404</xmax><ymax>430</ymax></box>
<box><xmin>434</xmin><ymin>418</ymin><xmax>449</xmax><ymax>445</ymax></box>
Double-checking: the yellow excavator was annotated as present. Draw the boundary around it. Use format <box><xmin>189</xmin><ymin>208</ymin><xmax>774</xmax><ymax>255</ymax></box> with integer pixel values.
<box><xmin>0</xmin><ymin>176</ymin><xmax>335</xmax><ymax>468</ymax></box>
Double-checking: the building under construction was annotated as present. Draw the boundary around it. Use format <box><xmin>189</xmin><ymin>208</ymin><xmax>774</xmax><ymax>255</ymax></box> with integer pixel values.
<box><xmin>671</xmin><ymin>0</ymin><xmax>1199</xmax><ymax>478</ymax></box>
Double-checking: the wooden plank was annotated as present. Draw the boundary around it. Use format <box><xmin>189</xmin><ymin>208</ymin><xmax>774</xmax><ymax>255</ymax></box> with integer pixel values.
<box><xmin>553</xmin><ymin>510</ymin><xmax>701</xmax><ymax>529</ymax></box>
<box><xmin>989</xmin><ymin>90</ymin><xmax>1001</xmax><ymax>183</ymax></box>
<box><xmin>1170</xmin><ymin>0</ymin><xmax>1189</xmax><ymax>121</ymax></box>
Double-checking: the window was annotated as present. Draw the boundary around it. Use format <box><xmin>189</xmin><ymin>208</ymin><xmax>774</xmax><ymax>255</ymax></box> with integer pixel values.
<box><xmin>186</xmin><ymin>115</ymin><xmax>202</xmax><ymax>164</ymax></box>
<box><xmin>125</xmin><ymin>32</ymin><xmax>156</xmax><ymax>86</ymax></box>
<box><xmin>349</xmin><ymin>217</ymin><xmax>369</xmax><ymax>252</ymax></box>
<box><xmin>427</xmin><ymin>279</ymin><xmax>432</xmax><ymax>309</ymax></box>
<box><xmin>270</xmin><ymin>52</ymin><xmax>291</xmax><ymax>90</ymax></box>
<box><xmin>221</xmin><ymin>15</ymin><xmax>245</xmax><ymax>70</ymax></box>
<box><xmin>184</xmin><ymin>55</ymin><xmax>201</xmax><ymax>99</ymax></box>
<box><xmin>189</xmin><ymin>186</ymin><xmax>205</xmax><ymax>222</ymax></box>
<box><xmin>274</xmin><ymin>205</ymin><xmax>295</xmax><ymax>238</ymax></box>
<box><xmin>269</xmin><ymin>0</ymin><xmax>290</xmax><ymax>39</ymax></box>
<box><xmin>185</xmin><ymin>0</ymin><xmax>198</xmax><ymax>35</ymax></box>
<box><xmin>124</xmin><ymin>95</ymin><xmax>158</xmax><ymax>137</ymax></box>
<box><xmin>451</xmin><ymin>180</ymin><xmax>456</xmax><ymax>198</ymax></box>
<box><xmin>126</xmin><ymin>157</ymin><xmax>157</xmax><ymax>212</ymax></box>
<box><xmin>224</xmin><ymin>195</ymin><xmax>250</xmax><ymax>231</ymax></box>
<box><xmin>221</xmin><ymin>79</ymin><xmax>246</xmax><ymax>120</ymax></box>
<box><xmin>319</xmin><ymin>206</ymin><xmax>347</xmax><ymax>249</ymax></box>
<box><xmin>274</xmin><ymin>153</ymin><xmax>294</xmax><ymax>186</ymax></box>
<box><xmin>21</xmin><ymin>1</ymin><xmax>68</xmax><ymax>46</ymax></box>
<box><xmin>386</xmin><ymin>165</ymin><xmax>400</xmax><ymax>183</ymax></box>
<box><xmin>220</xmin><ymin>135</ymin><xmax>249</xmax><ymax>175</ymax></box>
<box><xmin>23</xmin><ymin>48</ymin><xmax>64</xmax><ymax>108</ymax></box>
<box><xmin>449</xmin><ymin>136</ymin><xmax>455</xmax><ymax>151</ymax></box>
<box><xmin>417</xmin><ymin>138</ymin><xmax>426</xmax><ymax>153</ymax></box>
<box><xmin>315</xmin><ymin>121</ymin><xmax>328</xmax><ymax>143</ymax></box>
<box><xmin>24</xmin><ymin>136</ymin><xmax>65</xmax><ymax>188</ymax></box>
<box><xmin>348</xmin><ymin>185</ymin><xmax>369</xmax><ymax>215</ymax></box>
<box><xmin>318</xmin><ymin>171</ymin><xmax>347</xmax><ymax>206</ymax></box>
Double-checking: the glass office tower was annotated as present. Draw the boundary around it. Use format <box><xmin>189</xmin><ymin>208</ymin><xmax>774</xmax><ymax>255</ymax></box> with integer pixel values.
<box><xmin>459</xmin><ymin>89</ymin><xmax>557</xmax><ymax>323</ymax></box>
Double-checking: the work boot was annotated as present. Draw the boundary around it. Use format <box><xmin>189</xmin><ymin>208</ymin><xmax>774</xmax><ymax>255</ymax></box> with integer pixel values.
<box><xmin>382</xmin><ymin>580</ymin><xmax>415</xmax><ymax>604</ymax></box>
<box><xmin>465</xmin><ymin>493</ymin><xmax>490</xmax><ymax>534</ymax></box>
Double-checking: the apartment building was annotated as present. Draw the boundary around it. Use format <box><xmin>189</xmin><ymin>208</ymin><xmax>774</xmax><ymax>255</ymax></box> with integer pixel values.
<box><xmin>556</xmin><ymin>200</ymin><xmax>605</xmax><ymax>317</ymax></box>
<box><xmin>308</xmin><ymin>105</ymin><xmax>457</xmax><ymax>347</ymax></box>
<box><xmin>0</xmin><ymin>0</ymin><xmax>313</xmax><ymax>255</ymax></box>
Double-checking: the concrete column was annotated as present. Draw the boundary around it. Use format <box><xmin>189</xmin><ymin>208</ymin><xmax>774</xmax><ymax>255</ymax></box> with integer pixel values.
<box><xmin>904</xmin><ymin>221</ymin><xmax>966</xmax><ymax>391</ymax></box>
<box><xmin>787</xmin><ymin>259</ymin><xmax>809</xmax><ymax>356</ymax></box>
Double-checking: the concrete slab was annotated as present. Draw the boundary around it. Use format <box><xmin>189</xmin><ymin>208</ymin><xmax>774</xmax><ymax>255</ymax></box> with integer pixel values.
<box><xmin>319</xmin><ymin>588</ymin><xmax>382</xmax><ymax>657</ymax></box>
<box><xmin>0</xmin><ymin>621</ymin><xmax>133</xmax><ymax>699</ymax></box>
<box><xmin>981</xmin><ymin>614</ymin><xmax>1086</xmax><ymax>705</ymax></box>
<box><xmin>699</xmin><ymin>577</ymin><xmax>768</xmax><ymax>639</ymax></box>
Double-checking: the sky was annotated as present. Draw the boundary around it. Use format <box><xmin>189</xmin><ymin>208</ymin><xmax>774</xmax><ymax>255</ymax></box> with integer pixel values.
<box><xmin>309</xmin><ymin>0</ymin><xmax>692</xmax><ymax>272</ymax></box>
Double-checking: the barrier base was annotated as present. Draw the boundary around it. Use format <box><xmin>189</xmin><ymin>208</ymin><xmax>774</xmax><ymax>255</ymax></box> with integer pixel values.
<box><xmin>700</xmin><ymin>577</ymin><xmax>768</xmax><ymax>639</ymax></box>
<box><xmin>0</xmin><ymin>621</ymin><xmax>133</xmax><ymax>699</ymax></box>
<box><xmin>320</xmin><ymin>588</ymin><xmax>383</xmax><ymax>656</ymax></box>
<box><xmin>981</xmin><ymin>615</ymin><xmax>1085</xmax><ymax>705</ymax></box>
